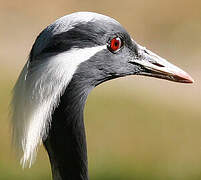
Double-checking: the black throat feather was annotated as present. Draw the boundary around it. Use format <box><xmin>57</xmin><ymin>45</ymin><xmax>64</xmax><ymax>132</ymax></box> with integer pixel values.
<box><xmin>43</xmin><ymin>73</ymin><xmax>91</xmax><ymax>180</ymax></box>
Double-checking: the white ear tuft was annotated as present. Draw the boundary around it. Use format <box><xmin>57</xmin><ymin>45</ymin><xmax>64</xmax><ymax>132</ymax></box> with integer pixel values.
<box><xmin>11</xmin><ymin>45</ymin><xmax>106</xmax><ymax>167</ymax></box>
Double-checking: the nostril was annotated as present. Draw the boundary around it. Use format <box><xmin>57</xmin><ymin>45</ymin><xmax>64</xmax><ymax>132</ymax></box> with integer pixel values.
<box><xmin>152</xmin><ymin>62</ymin><xmax>165</xmax><ymax>67</ymax></box>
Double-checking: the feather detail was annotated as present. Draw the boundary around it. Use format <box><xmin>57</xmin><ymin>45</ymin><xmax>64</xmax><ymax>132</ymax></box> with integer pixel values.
<box><xmin>11</xmin><ymin>45</ymin><xmax>106</xmax><ymax>167</ymax></box>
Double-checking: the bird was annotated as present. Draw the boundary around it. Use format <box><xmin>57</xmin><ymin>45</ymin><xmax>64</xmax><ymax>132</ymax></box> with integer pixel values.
<box><xmin>11</xmin><ymin>12</ymin><xmax>194</xmax><ymax>180</ymax></box>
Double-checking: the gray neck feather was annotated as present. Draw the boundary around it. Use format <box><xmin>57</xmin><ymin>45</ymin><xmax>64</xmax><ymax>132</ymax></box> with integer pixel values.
<box><xmin>43</xmin><ymin>74</ymin><xmax>92</xmax><ymax>180</ymax></box>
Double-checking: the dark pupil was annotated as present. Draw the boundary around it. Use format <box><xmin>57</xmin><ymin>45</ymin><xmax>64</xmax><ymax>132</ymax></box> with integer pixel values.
<box><xmin>114</xmin><ymin>40</ymin><xmax>119</xmax><ymax>46</ymax></box>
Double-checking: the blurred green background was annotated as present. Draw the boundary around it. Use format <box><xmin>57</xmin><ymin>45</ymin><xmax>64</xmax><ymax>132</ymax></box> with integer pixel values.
<box><xmin>0</xmin><ymin>0</ymin><xmax>201</xmax><ymax>179</ymax></box>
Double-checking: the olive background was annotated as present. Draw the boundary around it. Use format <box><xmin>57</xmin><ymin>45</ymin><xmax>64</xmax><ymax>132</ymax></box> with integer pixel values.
<box><xmin>0</xmin><ymin>0</ymin><xmax>201</xmax><ymax>179</ymax></box>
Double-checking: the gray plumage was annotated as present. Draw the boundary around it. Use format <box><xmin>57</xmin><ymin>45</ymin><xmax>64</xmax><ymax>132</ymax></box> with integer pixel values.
<box><xmin>11</xmin><ymin>11</ymin><xmax>193</xmax><ymax>179</ymax></box>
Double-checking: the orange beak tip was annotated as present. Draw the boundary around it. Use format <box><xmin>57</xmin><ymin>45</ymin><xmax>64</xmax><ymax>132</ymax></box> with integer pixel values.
<box><xmin>175</xmin><ymin>72</ymin><xmax>194</xmax><ymax>83</ymax></box>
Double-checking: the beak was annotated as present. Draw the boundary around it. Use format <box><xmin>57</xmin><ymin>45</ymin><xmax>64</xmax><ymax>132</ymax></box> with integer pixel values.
<box><xmin>129</xmin><ymin>44</ymin><xmax>194</xmax><ymax>83</ymax></box>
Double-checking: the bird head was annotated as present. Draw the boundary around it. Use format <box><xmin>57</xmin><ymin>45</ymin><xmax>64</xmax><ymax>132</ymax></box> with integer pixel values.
<box><xmin>11</xmin><ymin>12</ymin><xmax>194</xmax><ymax>167</ymax></box>
<box><xmin>31</xmin><ymin>12</ymin><xmax>193</xmax><ymax>86</ymax></box>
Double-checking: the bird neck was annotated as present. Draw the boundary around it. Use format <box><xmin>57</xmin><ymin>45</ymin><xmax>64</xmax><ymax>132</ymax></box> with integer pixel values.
<box><xmin>43</xmin><ymin>78</ymin><xmax>91</xmax><ymax>180</ymax></box>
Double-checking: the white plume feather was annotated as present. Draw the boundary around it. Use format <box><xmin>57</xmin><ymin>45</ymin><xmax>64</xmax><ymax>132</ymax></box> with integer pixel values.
<box><xmin>11</xmin><ymin>45</ymin><xmax>106</xmax><ymax>167</ymax></box>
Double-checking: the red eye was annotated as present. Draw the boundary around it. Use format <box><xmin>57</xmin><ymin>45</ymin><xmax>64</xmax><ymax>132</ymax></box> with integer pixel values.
<box><xmin>108</xmin><ymin>37</ymin><xmax>122</xmax><ymax>52</ymax></box>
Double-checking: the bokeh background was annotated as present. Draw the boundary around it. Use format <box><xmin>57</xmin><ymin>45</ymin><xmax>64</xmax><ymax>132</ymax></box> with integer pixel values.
<box><xmin>0</xmin><ymin>0</ymin><xmax>200</xmax><ymax>179</ymax></box>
